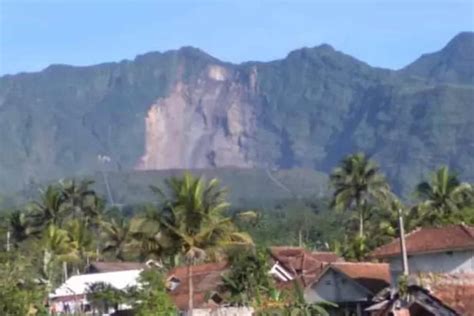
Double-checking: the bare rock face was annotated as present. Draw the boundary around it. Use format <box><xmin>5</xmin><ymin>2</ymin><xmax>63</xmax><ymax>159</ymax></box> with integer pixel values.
<box><xmin>136</xmin><ymin>64</ymin><xmax>261</xmax><ymax>170</ymax></box>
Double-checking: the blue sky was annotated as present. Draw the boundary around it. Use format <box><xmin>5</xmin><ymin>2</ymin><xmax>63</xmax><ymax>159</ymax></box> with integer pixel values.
<box><xmin>1</xmin><ymin>0</ymin><xmax>473</xmax><ymax>75</ymax></box>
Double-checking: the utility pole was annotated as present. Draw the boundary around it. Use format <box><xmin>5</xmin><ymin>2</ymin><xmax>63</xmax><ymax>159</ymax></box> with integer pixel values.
<box><xmin>6</xmin><ymin>230</ymin><xmax>10</xmax><ymax>252</ymax></box>
<box><xmin>398</xmin><ymin>208</ymin><xmax>409</xmax><ymax>275</ymax></box>
<box><xmin>63</xmin><ymin>261</ymin><xmax>68</xmax><ymax>282</ymax></box>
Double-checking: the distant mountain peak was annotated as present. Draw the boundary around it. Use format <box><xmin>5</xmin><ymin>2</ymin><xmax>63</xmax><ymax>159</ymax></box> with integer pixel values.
<box><xmin>445</xmin><ymin>31</ymin><xmax>474</xmax><ymax>48</ymax></box>
<box><xmin>401</xmin><ymin>32</ymin><xmax>474</xmax><ymax>84</ymax></box>
<box><xmin>286</xmin><ymin>43</ymin><xmax>336</xmax><ymax>57</ymax></box>
<box><xmin>441</xmin><ymin>31</ymin><xmax>474</xmax><ymax>57</ymax></box>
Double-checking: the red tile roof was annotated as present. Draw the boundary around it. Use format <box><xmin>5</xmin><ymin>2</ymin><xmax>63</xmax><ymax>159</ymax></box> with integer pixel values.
<box><xmin>86</xmin><ymin>261</ymin><xmax>146</xmax><ymax>273</ymax></box>
<box><xmin>330</xmin><ymin>262</ymin><xmax>390</xmax><ymax>294</ymax></box>
<box><xmin>270</xmin><ymin>247</ymin><xmax>343</xmax><ymax>287</ymax></box>
<box><xmin>270</xmin><ymin>247</ymin><xmax>342</xmax><ymax>272</ymax></box>
<box><xmin>370</xmin><ymin>224</ymin><xmax>474</xmax><ymax>258</ymax></box>
<box><xmin>418</xmin><ymin>273</ymin><xmax>474</xmax><ymax>315</ymax></box>
<box><xmin>166</xmin><ymin>261</ymin><xmax>229</xmax><ymax>310</ymax></box>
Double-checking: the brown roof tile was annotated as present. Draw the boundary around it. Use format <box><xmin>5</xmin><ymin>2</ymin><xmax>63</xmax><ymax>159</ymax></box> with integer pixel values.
<box><xmin>370</xmin><ymin>224</ymin><xmax>474</xmax><ymax>258</ymax></box>
<box><xmin>270</xmin><ymin>247</ymin><xmax>344</xmax><ymax>287</ymax></box>
<box><xmin>417</xmin><ymin>273</ymin><xmax>474</xmax><ymax>315</ymax></box>
<box><xmin>86</xmin><ymin>261</ymin><xmax>146</xmax><ymax>273</ymax></box>
<box><xmin>270</xmin><ymin>247</ymin><xmax>342</xmax><ymax>272</ymax></box>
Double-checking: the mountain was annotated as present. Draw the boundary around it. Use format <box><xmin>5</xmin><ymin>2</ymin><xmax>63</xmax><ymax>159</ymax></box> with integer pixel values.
<box><xmin>0</xmin><ymin>32</ymin><xmax>473</xmax><ymax>196</ymax></box>
<box><xmin>401</xmin><ymin>32</ymin><xmax>474</xmax><ymax>85</ymax></box>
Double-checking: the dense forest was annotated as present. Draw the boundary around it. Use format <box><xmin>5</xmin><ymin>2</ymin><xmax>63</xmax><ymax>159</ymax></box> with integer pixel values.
<box><xmin>1</xmin><ymin>152</ymin><xmax>473</xmax><ymax>315</ymax></box>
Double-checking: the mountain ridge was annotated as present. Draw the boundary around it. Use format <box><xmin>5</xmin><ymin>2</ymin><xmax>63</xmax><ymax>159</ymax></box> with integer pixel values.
<box><xmin>3</xmin><ymin>32</ymin><xmax>471</xmax><ymax>79</ymax></box>
<box><xmin>0</xmin><ymin>32</ymin><xmax>473</xmax><ymax>195</ymax></box>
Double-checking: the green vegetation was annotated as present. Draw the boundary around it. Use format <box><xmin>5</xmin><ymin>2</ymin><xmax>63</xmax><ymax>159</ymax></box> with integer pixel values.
<box><xmin>221</xmin><ymin>248</ymin><xmax>334</xmax><ymax>315</ymax></box>
<box><xmin>411</xmin><ymin>166</ymin><xmax>474</xmax><ymax>226</ymax></box>
<box><xmin>329</xmin><ymin>162</ymin><xmax>474</xmax><ymax>260</ymax></box>
<box><xmin>0</xmin><ymin>251</ymin><xmax>47</xmax><ymax>316</ymax></box>
<box><xmin>0</xmin><ymin>153</ymin><xmax>473</xmax><ymax>314</ymax></box>
<box><xmin>144</xmin><ymin>172</ymin><xmax>255</xmax><ymax>313</ymax></box>
<box><xmin>85</xmin><ymin>269</ymin><xmax>176</xmax><ymax>316</ymax></box>
<box><xmin>330</xmin><ymin>152</ymin><xmax>390</xmax><ymax>237</ymax></box>
<box><xmin>131</xmin><ymin>270</ymin><xmax>177</xmax><ymax>316</ymax></box>
<box><xmin>221</xmin><ymin>248</ymin><xmax>275</xmax><ymax>307</ymax></box>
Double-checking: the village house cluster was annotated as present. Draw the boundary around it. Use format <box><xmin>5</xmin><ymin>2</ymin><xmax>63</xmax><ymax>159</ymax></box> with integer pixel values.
<box><xmin>49</xmin><ymin>224</ymin><xmax>474</xmax><ymax>316</ymax></box>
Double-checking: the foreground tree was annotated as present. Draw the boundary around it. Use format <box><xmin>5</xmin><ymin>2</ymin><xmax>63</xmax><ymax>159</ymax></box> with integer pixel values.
<box><xmin>0</xmin><ymin>251</ymin><xmax>47</xmax><ymax>316</ymax></box>
<box><xmin>330</xmin><ymin>152</ymin><xmax>390</xmax><ymax>237</ymax></box>
<box><xmin>86</xmin><ymin>282</ymin><xmax>125</xmax><ymax>315</ymax></box>
<box><xmin>284</xmin><ymin>281</ymin><xmax>333</xmax><ymax>316</ymax></box>
<box><xmin>129</xmin><ymin>270</ymin><xmax>176</xmax><ymax>316</ymax></box>
<box><xmin>221</xmin><ymin>248</ymin><xmax>275</xmax><ymax>307</ymax></box>
<box><xmin>150</xmin><ymin>172</ymin><xmax>254</xmax><ymax>315</ymax></box>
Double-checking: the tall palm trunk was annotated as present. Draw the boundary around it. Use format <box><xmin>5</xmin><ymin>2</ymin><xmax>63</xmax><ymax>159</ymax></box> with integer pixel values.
<box><xmin>357</xmin><ymin>196</ymin><xmax>364</xmax><ymax>238</ymax></box>
<box><xmin>298</xmin><ymin>228</ymin><xmax>303</xmax><ymax>247</ymax></box>
<box><xmin>188</xmin><ymin>264</ymin><xmax>193</xmax><ymax>316</ymax></box>
<box><xmin>359</xmin><ymin>212</ymin><xmax>364</xmax><ymax>238</ymax></box>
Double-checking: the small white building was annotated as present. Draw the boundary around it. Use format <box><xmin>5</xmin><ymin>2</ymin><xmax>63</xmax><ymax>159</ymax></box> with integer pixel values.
<box><xmin>49</xmin><ymin>269</ymin><xmax>141</xmax><ymax>314</ymax></box>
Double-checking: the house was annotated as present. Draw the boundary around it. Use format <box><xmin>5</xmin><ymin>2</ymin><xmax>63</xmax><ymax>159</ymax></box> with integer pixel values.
<box><xmin>165</xmin><ymin>261</ymin><xmax>253</xmax><ymax>316</ymax></box>
<box><xmin>269</xmin><ymin>246</ymin><xmax>343</xmax><ymax>286</ymax></box>
<box><xmin>412</xmin><ymin>273</ymin><xmax>474</xmax><ymax>315</ymax></box>
<box><xmin>304</xmin><ymin>262</ymin><xmax>390</xmax><ymax>316</ymax></box>
<box><xmin>369</xmin><ymin>224</ymin><xmax>474</xmax><ymax>315</ymax></box>
<box><xmin>370</xmin><ymin>224</ymin><xmax>474</xmax><ymax>281</ymax></box>
<box><xmin>164</xmin><ymin>247</ymin><xmax>343</xmax><ymax>315</ymax></box>
<box><xmin>269</xmin><ymin>247</ymin><xmax>393</xmax><ymax>316</ymax></box>
<box><xmin>49</xmin><ymin>269</ymin><xmax>141</xmax><ymax>314</ymax></box>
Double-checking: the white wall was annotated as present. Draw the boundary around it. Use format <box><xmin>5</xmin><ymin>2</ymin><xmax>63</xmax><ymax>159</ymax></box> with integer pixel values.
<box><xmin>388</xmin><ymin>249</ymin><xmax>474</xmax><ymax>282</ymax></box>
<box><xmin>188</xmin><ymin>307</ymin><xmax>254</xmax><ymax>316</ymax></box>
<box><xmin>305</xmin><ymin>269</ymin><xmax>370</xmax><ymax>304</ymax></box>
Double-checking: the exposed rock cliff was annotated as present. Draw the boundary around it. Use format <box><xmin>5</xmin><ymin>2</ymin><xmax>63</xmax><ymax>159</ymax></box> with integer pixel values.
<box><xmin>137</xmin><ymin>64</ymin><xmax>260</xmax><ymax>170</ymax></box>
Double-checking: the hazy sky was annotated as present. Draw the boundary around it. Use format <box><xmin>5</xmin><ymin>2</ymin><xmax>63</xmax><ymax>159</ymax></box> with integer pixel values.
<box><xmin>1</xmin><ymin>0</ymin><xmax>473</xmax><ymax>75</ymax></box>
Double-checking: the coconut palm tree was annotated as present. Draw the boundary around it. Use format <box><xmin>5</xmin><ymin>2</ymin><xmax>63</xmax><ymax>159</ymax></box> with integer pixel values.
<box><xmin>28</xmin><ymin>185</ymin><xmax>66</xmax><ymax>233</ymax></box>
<box><xmin>122</xmin><ymin>204</ymin><xmax>175</xmax><ymax>262</ymax></box>
<box><xmin>8</xmin><ymin>210</ymin><xmax>31</xmax><ymax>247</ymax></box>
<box><xmin>150</xmin><ymin>172</ymin><xmax>254</xmax><ymax>315</ymax></box>
<box><xmin>414</xmin><ymin>166</ymin><xmax>473</xmax><ymax>226</ymax></box>
<box><xmin>60</xmin><ymin>179</ymin><xmax>98</xmax><ymax>220</ymax></box>
<box><xmin>330</xmin><ymin>153</ymin><xmax>390</xmax><ymax>237</ymax></box>
<box><xmin>66</xmin><ymin>219</ymin><xmax>96</xmax><ymax>271</ymax></box>
<box><xmin>102</xmin><ymin>218</ymin><xmax>132</xmax><ymax>261</ymax></box>
<box><xmin>41</xmin><ymin>225</ymin><xmax>78</xmax><ymax>286</ymax></box>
